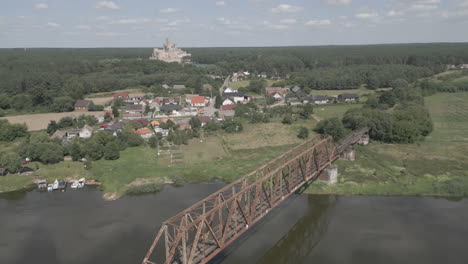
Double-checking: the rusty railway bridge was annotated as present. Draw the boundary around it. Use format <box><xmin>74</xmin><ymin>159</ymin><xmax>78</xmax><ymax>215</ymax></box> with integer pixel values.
<box><xmin>142</xmin><ymin>128</ymin><xmax>369</xmax><ymax>264</ymax></box>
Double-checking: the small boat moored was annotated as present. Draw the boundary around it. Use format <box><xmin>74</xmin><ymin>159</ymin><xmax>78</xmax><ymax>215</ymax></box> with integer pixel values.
<box><xmin>37</xmin><ymin>180</ymin><xmax>47</xmax><ymax>190</ymax></box>
<box><xmin>85</xmin><ymin>180</ymin><xmax>102</xmax><ymax>186</ymax></box>
<box><xmin>52</xmin><ymin>179</ymin><xmax>59</xmax><ymax>190</ymax></box>
<box><xmin>71</xmin><ymin>181</ymin><xmax>79</xmax><ymax>189</ymax></box>
<box><xmin>58</xmin><ymin>180</ymin><xmax>67</xmax><ymax>191</ymax></box>
<box><xmin>47</xmin><ymin>184</ymin><xmax>53</xmax><ymax>192</ymax></box>
<box><xmin>78</xmin><ymin>178</ymin><xmax>85</xmax><ymax>188</ymax></box>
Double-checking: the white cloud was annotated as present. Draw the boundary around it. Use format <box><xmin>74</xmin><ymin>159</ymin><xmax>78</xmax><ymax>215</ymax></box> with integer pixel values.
<box><xmin>215</xmin><ymin>1</ymin><xmax>226</xmax><ymax>6</ymax></box>
<box><xmin>160</xmin><ymin>8</ymin><xmax>179</xmax><ymax>13</ymax></box>
<box><xmin>280</xmin><ymin>18</ymin><xmax>297</xmax><ymax>25</ymax></box>
<box><xmin>217</xmin><ymin>17</ymin><xmax>235</xmax><ymax>25</ymax></box>
<box><xmin>305</xmin><ymin>19</ymin><xmax>332</xmax><ymax>26</ymax></box>
<box><xmin>355</xmin><ymin>11</ymin><xmax>380</xmax><ymax>21</ymax></box>
<box><xmin>387</xmin><ymin>10</ymin><xmax>404</xmax><ymax>17</ymax></box>
<box><xmin>459</xmin><ymin>0</ymin><xmax>468</xmax><ymax>7</ymax></box>
<box><xmin>401</xmin><ymin>0</ymin><xmax>440</xmax><ymax>11</ymax></box>
<box><xmin>160</xmin><ymin>27</ymin><xmax>178</xmax><ymax>32</ymax></box>
<box><xmin>96</xmin><ymin>16</ymin><xmax>111</xmax><ymax>21</ymax></box>
<box><xmin>46</xmin><ymin>22</ymin><xmax>60</xmax><ymax>28</ymax></box>
<box><xmin>109</xmin><ymin>18</ymin><xmax>152</xmax><ymax>25</ymax></box>
<box><xmin>95</xmin><ymin>1</ymin><xmax>120</xmax><ymax>9</ymax></box>
<box><xmin>166</xmin><ymin>18</ymin><xmax>190</xmax><ymax>26</ymax></box>
<box><xmin>270</xmin><ymin>4</ymin><xmax>303</xmax><ymax>14</ymax></box>
<box><xmin>35</xmin><ymin>3</ymin><xmax>48</xmax><ymax>9</ymax></box>
<box><xmin>344</xmin><ymin>22</ymin><xmax>355</xmax><ymax>28</ymax></box>
<box><xmin>325</xmin><ymin>0</ymin><xmax>351</xmax><ymax>6</ymax></box>
<box><xmin>76</xmin><ymin>25</ymin><xmax>92</xmax><ymax>30</ymax></box>
<box><xmin>263</xmin><ymin>20</ymin><xmax>289</xmax><ymax>30</ymax></box>
<box><xmin>96</xmin><ymin>32</ymin><xmax>126</xmax><ymax>36</ymax></box>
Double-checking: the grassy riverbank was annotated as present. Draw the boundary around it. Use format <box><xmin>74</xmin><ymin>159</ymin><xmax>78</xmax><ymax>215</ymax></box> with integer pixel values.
<box><xmin>305</xmin><ymin>92</ymin><xmax>468</xmax><ymax>196</ymax></box>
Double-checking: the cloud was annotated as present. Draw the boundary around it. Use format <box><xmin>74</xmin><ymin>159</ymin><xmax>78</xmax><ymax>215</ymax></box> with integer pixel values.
<box><xmin>305</xmin><ymin>19</ymin><xmax>332</xmax><ymax>26</ymax></box>
<box><xmin>325</xmin><ymin>0</ymin><xmax>351</xmax><ymax>6</ymax></box>
<box><xmin>35</xmin><ymin>3</ymin><xmax>48</xmax><ymax>9</ymax></box>
<box><xmin>355</xmin><ymin>11</ymin><xmax>381</xmax><ymax>22</ymax></box>
<box><xmin>166</xmin><ymin>18</ymin><xmax>190</xmax><ymax>26</ymax></box>
<box><xmin>270</xmin><ymin>4</ymin><xmax>303</xmax><ymax>13</ymax></box>
<box><xmin>387</xmin><ymin>10</ymin><xmax>404</xmax><ymax>17</ymax></box>
<box><xmin>263</xmin><ymin>20</ymin><xmax>289</xmax><ymax>30</ymax></box>
<box><xmin>109</xmin><ymin>18</ymin><xmax>152</xmax><ymax>25</ymax></box>
<box><xmin>280</xmin><ymin>18</ymin><xmax>297</xmax><ymax>25</ymax></box>
<box><xmin>459</xmin><ymin>0</ymin><xmax>468</xmax><ymax>7</ymax></box>
<box><xmin>217</xmin><ymin>17</ymin><xmax>236</xmax><ymax>25</ymax></box>
<box><xmin>215</xmin><ymin>1</ymin><xmax>226</xmax><ymax>6</ymax></box>
<box><xmin>46</xmin><ymin>22</ymin><xmax>60</xmax><ymax>28</ymax></box>
<box><xmin>76</xmin><ymin>25</ymin><xmax>92</xmax><ymax>30</ymax></box>
<box><xmin>95</xmin><ymin>1</ymin><xmax>120</xmax><ymax>9</ymax></box>
<box><xmin>401</xmin><ymin>0</ymin><xmax>440</xmax><ymax>11</ymax></box>
<box><xmin>96</xmin><ymin>32</ymin><xmax>127</xmax><ymax>36</ymax></box>
<box><xmin>160</xmin><ymin>8</ymin><xmax>179</xmax><ymax>13</ymax></box>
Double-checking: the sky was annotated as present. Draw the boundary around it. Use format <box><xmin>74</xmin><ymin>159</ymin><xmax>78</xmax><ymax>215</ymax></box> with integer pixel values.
<box><xmin>1</xmin><ymin>0</ymin><xmax>468</xmax><ymax>48</ymax></box>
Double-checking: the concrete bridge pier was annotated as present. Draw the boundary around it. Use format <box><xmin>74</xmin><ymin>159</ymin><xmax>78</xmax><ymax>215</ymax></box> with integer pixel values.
<box><xmin>340</xmin><ymin>146</ymin><xmax>356</xmax><ymax>161</ymax></box>
<box><xmin>319</xmin><ymin>165</ymin><xmax>338</xmax><ymax>184</ymax></box>
<box><xmin>358</xmin><ymin>134</ymin><xmax>370</xmax><ymax>145</ymax></box>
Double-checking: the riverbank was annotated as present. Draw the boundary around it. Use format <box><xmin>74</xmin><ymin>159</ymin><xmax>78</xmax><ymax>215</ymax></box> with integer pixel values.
<box><xmin>305</xmin><ymin>92</ymin><xmax>468</xmax><ymax>197</ymax></box>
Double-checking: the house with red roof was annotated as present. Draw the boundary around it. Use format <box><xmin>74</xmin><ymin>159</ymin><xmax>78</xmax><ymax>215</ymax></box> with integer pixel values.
<box><xmin>113</xmin><ymin>93</ymin><xmax>129</xmax><ymax>100</ymax></box>
<box><xmin>190</xmin><ymin>96</ymin><xmax>206</xmax><ymax>107</ymax></box>
<box><xmin>221</xmin><ymin>104</ymin><xmax>237</xmax><ymax>111</ymax></box>
<box><xmin>136</xmin><ymin>127</ymin><xmax>154</xmax><ymax>139</ymax></box>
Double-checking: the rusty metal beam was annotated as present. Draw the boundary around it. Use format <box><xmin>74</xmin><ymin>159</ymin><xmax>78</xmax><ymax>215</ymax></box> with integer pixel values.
<box><xmin>142</xmin><ymin>128</ymin><xmax>369</xmax><ymax>264</ymax></box>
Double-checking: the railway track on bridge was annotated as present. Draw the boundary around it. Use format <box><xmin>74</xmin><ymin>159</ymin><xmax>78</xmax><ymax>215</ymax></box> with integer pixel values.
<box><xmin>142</xmin><ymin>128</ymin><xmax>369</xmax><ymax>264</ymax></box>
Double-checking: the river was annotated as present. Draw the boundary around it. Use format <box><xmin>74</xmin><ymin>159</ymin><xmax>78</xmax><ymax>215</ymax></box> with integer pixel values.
<box><xmin>1</xmin><ymin>184</ymin><xmax>467</xmax><ymax>264</ymax></box>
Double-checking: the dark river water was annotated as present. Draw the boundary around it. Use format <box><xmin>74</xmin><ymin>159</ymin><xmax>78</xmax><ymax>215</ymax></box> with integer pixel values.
<box><xmin>1</xmin><ymin>184</ymin><xmax>468</xmax><ymax>264</ymax></box>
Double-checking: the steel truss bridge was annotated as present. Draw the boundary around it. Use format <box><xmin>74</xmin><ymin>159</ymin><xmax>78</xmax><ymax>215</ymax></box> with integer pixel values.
<box><xmin>142</xmin><ymin>128</ymin><xmax>369</xmax><ymax>264</ymax></box>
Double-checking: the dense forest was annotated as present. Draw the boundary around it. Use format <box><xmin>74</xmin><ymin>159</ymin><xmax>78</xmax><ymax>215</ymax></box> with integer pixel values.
<box><xmin>1</xmin><ymin>43</ymin><xmax>467</xmax><ymax>114</ymax></box>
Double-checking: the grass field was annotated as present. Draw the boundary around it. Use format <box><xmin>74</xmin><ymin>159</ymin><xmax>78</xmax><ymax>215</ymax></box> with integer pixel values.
<box><xmin>314</xmin><ymin>103</ymin><xmax>363</xmax><ymax>120</ymax></box>
<box><xmin>306</xmin><ymin>92</ymin><xmax>468</xmax><ymax>196</ymax></box>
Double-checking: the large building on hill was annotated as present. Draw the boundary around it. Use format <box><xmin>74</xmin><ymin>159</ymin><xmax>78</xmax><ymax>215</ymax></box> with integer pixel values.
<box><xmin>149</xmin><ymin>38</ymin><xmax>191</xmax><ymax>64</ymax></box>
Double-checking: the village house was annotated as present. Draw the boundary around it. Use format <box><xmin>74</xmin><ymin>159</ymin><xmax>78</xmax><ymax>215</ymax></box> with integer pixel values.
<box><xmin>162</xmin><ymin>84</ymin><xmax>170</xmax><ymax>89</ymax></box>
<box><xmin>113</xmin><ymin>93</ymin><xmax>129</xmax><ymax>101</ymax></box>
<box><xmin>221</xmin><ymin>104</ymin><xmax>237</xmax><ymax>111</ymax></box>
<box><xmin>79</xmin><ymin>125</ymin><xmax>93</xmax><ymax>139</ymax></box>
<box><xmin>125</xmin><ymin>104</ymin><xmax>144</xmax><ymax>114</ymax></box>
<box><xmin>151</xmin><ymin>120</ymin><xmax>160</xmax><ymax>127</ymax></box>
<box><xmin>197</xmin><ymin>116</ymin><xmax>211</xmax><ymax>127</ymax></box>
<box><xmin>0</xmin><ymin>168</ymin><xmax>10</xmax><ymax>176</ymax></box>
<box><xmin>185</xmin><ymin>94</ymin><xmax>199</xmax><ymax>104</ymax></box>
<box><xmin>74</xmin><ymin>100</ymin><xmax>94</xmax><ymax>111</ymax></box>
<box><xmin>224</xmin><ymin>87</ymin><xmax>238</xmax><ymax>93</ymax></box>
<box><xmin>50</xmin><ymin>130</ymin><xmax>67</xmax><ymax>141</ymax></box>
<box><xmin>231</xmin><ymin>71</ymin><xmax>249</xmax><ymax>82</ymax></box>
<box><xmin>223</xmin><ymin>91</ymin><xmax>247</xmax><ymax>104</ymax></box>
<box><xmin>190</xmin><ymin>96</ymin><xmax>206</xmax><ymax>107</ymax></box>
<box><xmin>136</xmin><ymin>127</ymin><xmax>154</xmax><ymax>139</ymax></box>
<box><xmin>104</xmin><ymin>121</ymin><xmax>125</xmax><ymax>136</ymax></box>
<box><xmin>160</xmin><ymin>103</ymin><xmax>183</xmax><ymax>114</ymax></box>
<box><xmin>123</xmin><ymin>113</ymin><xmax>144</xmax><ymax>120</ymax></box>
<box><xmin>265</xmin><ymin>87</ymin><xmax>289</xmax><ymax>96</ymax></box>
<box><xmin>173</xmin><ymin>84</ymin><xmax>186</xmax><ymax>90</ymax></box>
<box><xmin>222</xmin><ymin>98</ymin><xmax>235</xmax><ymax>106</ymax></box>
<box><xmin>131</xmin><ymin>119</ymin><xmax>149</xmax><ymax>127</ymax></box>
<box><xmin>126</xmin><ymin>95</ymin><xmax>144</xmax><ymax>104</ymax></box>
<box><xmin>272</xmin><ymin>93</ymin><xmax>284</xmax><ymax>100</ymax></box>
<box><xmin>178</xmin><ymin>123</ymin><xmax>191</xmax><ymax>130</ymax></box>
<box><xmin>150</xmin><ymin>98</ymin><xmax>163</xmax><ymax>112</ymax></box>
<box><xmin>338</xmin><ymin>93</ymin><xmax>360</xmax><ymax>102</ymax></box>
<box><xmin>291</xmin><ymin>86</ymin><xmax>303</xmax><ymax>94</ymax></box>
<box><xmin>302</xmin><ymin>95</ymin><xmax>330</xmax><ymax>105</ymax></box>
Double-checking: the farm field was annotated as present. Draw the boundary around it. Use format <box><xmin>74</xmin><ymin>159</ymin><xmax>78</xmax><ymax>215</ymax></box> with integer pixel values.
<box><xmin>314</xmin><ymin>103</ymin><xmax>363</xmax><ymax>120</ymax></box>
<box><xmin>306</xmin><ymin>92</ymin><xmax>468</xmax><ymax>196</ymax></box>
<box><xmin>0</xmin><ymin>111</ymin><xmax>105</xmax><ymax>131</ymax></box>
<box><xmin>85</xmin><ymin>90</ymin><xmax>146</xmax><ymax>105</ymax></box>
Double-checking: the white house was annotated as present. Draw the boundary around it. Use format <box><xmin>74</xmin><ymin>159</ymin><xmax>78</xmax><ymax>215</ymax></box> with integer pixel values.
<box><xmin>222</xmin><ymin>98</ymin><xmax>235</xmax><ymax>105</ymax></box>
<box><xmin>272</xmin><ymin>93</ymin><xmax>284</xmax><ymax>100</ymax></box>
<box><xmin>79</xmin><ymin>125</ymin><xmax>93</xmax><ymax>139</ymax></box>
<box><xmin>224</xmin><ymin>87</ymin><xmax>238</xmax><ymax>93</ymax></box>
